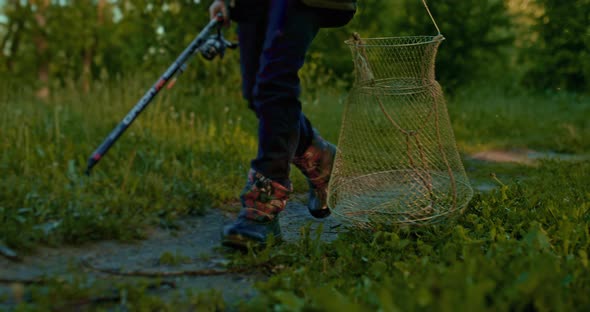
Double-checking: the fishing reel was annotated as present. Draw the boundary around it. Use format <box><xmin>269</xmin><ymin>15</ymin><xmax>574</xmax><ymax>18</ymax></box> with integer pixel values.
<box><xmin>199</xmin><ymin>28</ymin><xmax>238</xmax><ymax>60</ymax></box>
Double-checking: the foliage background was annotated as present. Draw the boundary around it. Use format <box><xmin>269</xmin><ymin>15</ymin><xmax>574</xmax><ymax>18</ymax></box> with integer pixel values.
<box><xmin>1</xmin><ymin>0</ymin><xmax>588</xmax><ymax>94</ymax></box>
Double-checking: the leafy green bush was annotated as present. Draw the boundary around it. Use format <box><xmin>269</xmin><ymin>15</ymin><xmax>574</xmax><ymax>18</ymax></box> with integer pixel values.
<box><xmin>0</xmin><ymin>0</ymin><xmax>240</xmax><ymax>87</ymax></box>
<box><xmin>522</xmin><ymin>0</ymin><xmax>590</xmax><ymax>92</ymax></box>
<box><xmin>308</xmin><ymin>0</ymin><xmax>514</xmax><ymax>90</ymax></box>
<box><xmin>390</xmin><ymin>0</ymin><xmax>513</xmax><ymax>90</ymax></box>
<box><xmin>1</xmin><ymin>0</ymin><xmax>514</xmax><ymax>92</ymax></box>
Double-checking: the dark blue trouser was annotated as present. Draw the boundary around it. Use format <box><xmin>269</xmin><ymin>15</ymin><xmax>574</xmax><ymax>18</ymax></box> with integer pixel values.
<box><xmin>233</xmin><ymin>0</ymin><xmax>352</xmax><ymax>186</ymax></box>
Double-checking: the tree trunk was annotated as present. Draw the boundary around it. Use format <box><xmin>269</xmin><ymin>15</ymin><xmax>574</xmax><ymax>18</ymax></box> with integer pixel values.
<box><xmin>30</xmin><ymin>0</ymin><xmax>51</xmax><ymax>100</ymax></box>
<box><xmin>82</xmin><ymin>47</ymin><xmax>93</xmax><ymax>93</ymax></box>
<box><xmin>82</xmin><ymin>0</ymin><xmax>106</xmax><ymax>93</ymax></box>
<box><xmin>2</xmin><ymin>0</ymin><xmax>25</xmax><ymax>73</ymax></box>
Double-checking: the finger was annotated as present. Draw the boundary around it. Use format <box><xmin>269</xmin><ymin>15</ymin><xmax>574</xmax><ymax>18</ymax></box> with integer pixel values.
<box><xmin>221</xmin><ymin>7</ymin><xmax>231</xmax><ymax>27</ymax></box>
<box><xmin>209</xmin><ymin>3</ymin><xmax>220</xmax><ymax>20</ymax></box>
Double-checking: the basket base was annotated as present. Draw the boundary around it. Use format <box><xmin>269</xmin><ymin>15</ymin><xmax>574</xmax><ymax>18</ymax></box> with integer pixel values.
<box><xmin>328</xmin><ymin>169</ymin><xmax>472</xmax><ymax>226</ymax></box>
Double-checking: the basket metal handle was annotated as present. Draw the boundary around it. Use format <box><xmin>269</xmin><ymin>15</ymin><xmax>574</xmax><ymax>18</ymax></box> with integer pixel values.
<box><xmin>422</xmin><ymin>0</ymin><xmax>441</xmax><ymax>35</ymax></box>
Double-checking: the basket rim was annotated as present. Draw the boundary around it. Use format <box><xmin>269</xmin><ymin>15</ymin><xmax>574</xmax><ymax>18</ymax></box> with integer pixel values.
<box><xmin>345</xmin><ymin>35</ymin><xmax>445</xmax><ymax>48</ymax></box>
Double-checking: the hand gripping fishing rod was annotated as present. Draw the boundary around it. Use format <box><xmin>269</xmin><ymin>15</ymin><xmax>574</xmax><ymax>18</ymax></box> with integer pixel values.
<box><xmin>85</xmin><ymin>14</ymin><xmax>236</xmax><ymax>175</ymax></box>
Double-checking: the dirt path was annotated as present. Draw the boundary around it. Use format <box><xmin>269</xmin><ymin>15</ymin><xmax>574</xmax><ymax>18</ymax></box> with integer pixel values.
<box><xmin>0</xmin><ymin>195</ymin><xmax>340</xmax><ymax>309</ymax></box>
<box><xmin>470</xmin><ymin>149</ymin><xmax>589</xmax><ymax>165</ymax></box>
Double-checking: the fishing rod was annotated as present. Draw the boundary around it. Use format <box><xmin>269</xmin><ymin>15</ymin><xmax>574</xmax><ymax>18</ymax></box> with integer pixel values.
<box><xmin>85</xmin><ymin>13</ymin><xmax>236</xmax><ymax>175</ymax></box>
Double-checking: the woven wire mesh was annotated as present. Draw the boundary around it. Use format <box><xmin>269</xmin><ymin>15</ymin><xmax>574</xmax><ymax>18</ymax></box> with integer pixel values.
<box><xmin>327</xmin><ymin>35</ymin><xmax>473</xmax><ymax>228</ymax></box>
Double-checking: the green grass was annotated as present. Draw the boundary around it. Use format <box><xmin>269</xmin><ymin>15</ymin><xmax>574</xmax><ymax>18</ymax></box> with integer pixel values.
<box><xmin>4</xmin><ymin>81</ymin><xmax>586</xmax><ymax>250</ymax></box>
<box><xmin>450</xmin><ymin>84</ymin><xmax>590</xmax><ymax>154</ymax></box>
<box><xmin>1</xmin><ymin>79</ymin><xmax>590</xmax><ymax>310</ymax></box>
<box><xmin>9</xmin><ymin>161</ymin><xmax>590</xmax><ymax>311</ymax></box>
<box><xmin>0</xmin><ymin>77</ymin><xmax>349</xmax><ymax>250</ymax></box>
<box><xmin>233</xmin><ymin>160</ymin><xmax>590</xmax><ymax>311</ymax></box>
<box><xmin>0</xmin><ymin>79</ymin><xmax>258</xmax><ymax>250</ymax></box>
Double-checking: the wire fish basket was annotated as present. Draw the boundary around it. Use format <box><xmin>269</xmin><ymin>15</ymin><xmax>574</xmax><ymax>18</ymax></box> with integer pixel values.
<box><xmin>327</xmin><ymin>2</ymin><xmax>473</xmax><ymax>228</ymax></box>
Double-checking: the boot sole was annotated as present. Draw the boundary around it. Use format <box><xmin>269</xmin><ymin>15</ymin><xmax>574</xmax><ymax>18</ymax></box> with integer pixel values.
<box><xmin>310</xmin><ymin>208</ymin><xmax>331</xmax><ymax>219</ymax></box>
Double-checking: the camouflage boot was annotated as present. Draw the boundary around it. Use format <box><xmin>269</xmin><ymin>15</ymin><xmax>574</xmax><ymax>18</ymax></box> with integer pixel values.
<box><xmin>292</xmin><ymin>131</ymin><xmax>336</xmax><ymax>218</ymax></box>
<box><xmin>222</xmin><ymin>169</ymin><xmax>292</xmax><ymax>250</ymax></box>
